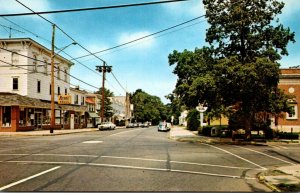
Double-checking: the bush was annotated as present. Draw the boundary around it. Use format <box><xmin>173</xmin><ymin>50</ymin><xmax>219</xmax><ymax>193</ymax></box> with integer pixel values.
<box><xmin>278</xmin><ymin>132</ymin><xmax>299</xmax><ymax>140</ymax></box>
<box><xmin>265</xmin><ymin>128</ymin><xmax>274</xmax><ymax>139</ymax></box>
<box><xmin>201</xmin><ymin>126</ymin><xmax>213</xmax><ymax>136</ymax></box>
<box><xmin>187</xmin><ymin>109</ymin><xmax>200</xmax><ymax>131</ymax></box>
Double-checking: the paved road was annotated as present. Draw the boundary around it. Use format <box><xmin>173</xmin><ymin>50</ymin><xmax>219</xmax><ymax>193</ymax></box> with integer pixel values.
<box><xmin>0</xmin><ymin>126</ymin><xmax>299</xmax><ymax>191</ymax></box>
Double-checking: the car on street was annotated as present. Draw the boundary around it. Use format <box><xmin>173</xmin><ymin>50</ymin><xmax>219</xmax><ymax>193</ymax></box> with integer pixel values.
<box><xmin>141</xmin><ymin>122</ymin><xmax>149</xmax><ymax>128</ymax></box>
<box><xmin>126</xmin><ymin>123</ymin><xmax>135</xmax><ymax>128</ymax></box>
<box><xmin>98</xmin><ymin>122</ymin><xmax>116</xmax><ymax>130</ymax></box>
<box><xmin>157</xmin><ymin>121</ymin><xmax>171</xmax><ymax>132</ymax></box>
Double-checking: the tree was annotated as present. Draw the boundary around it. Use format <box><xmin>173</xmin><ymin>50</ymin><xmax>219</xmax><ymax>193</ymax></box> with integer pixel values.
<box><xmin>202</xmin><ymin>0</ymin><xmax>295</xmax><ymax>139</ymax></box>
<box><xmin>95</xmin><ymin>87</ymin><xmax>114</xmax><ymax>120</ymax></box>
<box><xmin>131</xmin><ymin>89</ymin><xmax>167</xmax><ymax>125</ymax></box>
<box><xmin>168</xmin><ymin>0</ymin><xmax>295</xmax><ymax>139</ymax></box>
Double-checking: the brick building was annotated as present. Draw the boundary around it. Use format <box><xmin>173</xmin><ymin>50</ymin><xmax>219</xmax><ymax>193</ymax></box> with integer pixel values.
<box><xmin>275</xmin><ymin>68</ymin><xmax>300</xmax><ymax>132</ymax></box>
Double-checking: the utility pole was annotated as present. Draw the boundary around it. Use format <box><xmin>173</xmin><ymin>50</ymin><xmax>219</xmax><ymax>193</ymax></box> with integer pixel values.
<box><xmin>50</xmin><ymin>24</ymin><xmax>55</xmax><ymax>133</ymax></box>
<box><xmin>96</xmin><ymin>64</ymin><xmax>112</xmax><ymax>123</ymax></box>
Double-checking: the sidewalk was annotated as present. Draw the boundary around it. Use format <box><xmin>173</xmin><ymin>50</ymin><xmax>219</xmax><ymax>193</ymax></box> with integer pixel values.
<box><xmin>0</xmin><ymin>128</ymin><xmax>98</xmax><ymax>136</ymax></box>
<box><xmin>169</xmin><ymin>126</ymin><xmax>300</xmax><ymax>192</ymax></box>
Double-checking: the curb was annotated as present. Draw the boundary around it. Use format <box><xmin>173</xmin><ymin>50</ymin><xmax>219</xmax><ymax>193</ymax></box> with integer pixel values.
<box><xmin>257</xmin><ymin>173</ymin><xmax>281</xmax><ymax>192</ymax></box>
<box><xmin>0</xmin><ymin>129</ymin><xmax>97</xmax><ymax>137</ymax></box>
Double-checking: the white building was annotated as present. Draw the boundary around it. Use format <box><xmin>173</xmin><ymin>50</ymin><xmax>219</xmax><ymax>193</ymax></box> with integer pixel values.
<box><xmin>0</xmin><ymin>38</ymin><xmax>72</xmax><ymax>101</ymax></box>
<box><xmin>0</xmin><ymin>38</ymin><xmax>87</xmax><ymax>132</ymax></box>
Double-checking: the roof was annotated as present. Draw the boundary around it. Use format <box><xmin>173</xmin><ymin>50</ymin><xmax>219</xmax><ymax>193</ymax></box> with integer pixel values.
<box><xmin>0</xmin><ymin>38</ymin><xmax>74</xmax><ymax>66</ymax></box>
<box><xmin>0</xmin><ymin>93</ymin><xmax>87</xmax><ymax>112</ymax></box>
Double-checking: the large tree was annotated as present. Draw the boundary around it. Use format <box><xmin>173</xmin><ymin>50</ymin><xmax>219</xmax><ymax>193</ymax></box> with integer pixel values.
<box><xmin>202</xmin><ymin>0</ymin><xmax>295</xmax><ymax>138</ymax></box>
<box><xmin>169</xmin><ymin>0</ymin><xmax>295</xmax><ymax>139</ymax></box>
<box><xmin>131</xmin><ymin>89</ymin><xmax>167</xmax><ymax>125</ymax></box>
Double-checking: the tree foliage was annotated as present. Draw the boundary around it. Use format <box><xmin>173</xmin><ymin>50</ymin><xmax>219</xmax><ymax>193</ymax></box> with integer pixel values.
<box><xmin>168</xmin><ymin>0</ymin><xmax>295</xmax><ymax>138</ymax></box>
<box><xmin>95</xmin><ymin>87</ymin><xmax>114</xmax><ymax>119</ymax></box>
<box><xmin>131</xmin><ymin>89</ymin><xmax>167</xmax><ymax>125</ymax></box>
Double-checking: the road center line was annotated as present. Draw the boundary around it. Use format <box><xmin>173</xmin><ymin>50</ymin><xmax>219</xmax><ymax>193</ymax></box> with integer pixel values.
<box><xmin>0</xmin><ymin>160</ymin><xmax>253</xmax><ymax>180</ymax></box>
<box><xmin>235</xmin><ymin>146</ymin><xmax>296</xmax><ymax>165</ymax></box>
<box><xmin>202</xmin><ymin>143</ymin><xmax>267</xmax><ymax>170</ymax></box>
<box><xmin>0</xmin><ymin>166</ymin><xmax>60</xmax><ymax>191</ymax></box>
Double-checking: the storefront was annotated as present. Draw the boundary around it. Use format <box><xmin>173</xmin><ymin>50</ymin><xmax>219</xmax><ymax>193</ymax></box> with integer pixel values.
<box><xmin>0</xmin><ymin>93</ymin><xmax>87</xmax><ymax>132</ymax></box>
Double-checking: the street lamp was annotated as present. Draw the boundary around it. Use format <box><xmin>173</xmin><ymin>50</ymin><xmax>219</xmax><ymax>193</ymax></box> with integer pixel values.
<box><xmin>50</xmin><ymin>40</ymin><xmax>77</xmax><ymax>133</ymax></box>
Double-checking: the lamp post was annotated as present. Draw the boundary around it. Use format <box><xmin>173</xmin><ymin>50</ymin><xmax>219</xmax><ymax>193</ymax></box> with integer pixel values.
<box><xmin>50</xmin><ymin>24</ymin><xmax>77</xmax><ymax>133</ymax></box>
<box><xmin>196</xmin><ymin>103</ymin><xmax>208</xmax><ymax>128</ymax></box>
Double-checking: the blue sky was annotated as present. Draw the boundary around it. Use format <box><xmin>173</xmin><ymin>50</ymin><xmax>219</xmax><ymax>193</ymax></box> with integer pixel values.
<box><xmin>0</xmin><ymin>0</ymin><xmax>299</xmax><ymax>104</ymax></box>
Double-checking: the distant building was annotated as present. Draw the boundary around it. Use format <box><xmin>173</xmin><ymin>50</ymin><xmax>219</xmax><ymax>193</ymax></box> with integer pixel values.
<box><xmin>274</xmin><ymin>68</ymin><xmax>300</xmax><ymax>132</ymax></box>
<box><xmin>0</xmin><ymin>38</ymin><xmax>87</xmax><ymax>132</ymax></box>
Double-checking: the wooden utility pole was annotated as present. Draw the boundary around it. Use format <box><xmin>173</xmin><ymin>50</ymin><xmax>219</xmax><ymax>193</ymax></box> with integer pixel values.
<box><xmin>101</xmin><ymin>66</ymin><xmax>106</xmax><ymax>123</ymax></box>
<box><xmin>50</xmin><ymin>24</ymin><xmax>55</xmax><ymax>133</ymax></box>
<box><xmin>96</xmin><ymin>64</ymin><xmax>112</xmax><ymax>123</ymax></box>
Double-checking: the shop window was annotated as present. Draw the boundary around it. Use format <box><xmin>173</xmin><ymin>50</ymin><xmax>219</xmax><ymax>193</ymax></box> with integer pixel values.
<box><xmin>12</xmin><ymin>77</ymin><xmax>18</xmax><ymax>90</ymax></box>
<box><xmin>19</xmin><ymin>108</ymin><xmax>27</xmax><ymax>127</ymax></box>
<box><xmin>2</xmin><ymin>107</ymin><xmax>11</xmax><ymax>127</ymax></box>
<box><xmin>42</xmin><ymin>109</ymin><xmax>50</xmax><ymax>125</ymax></box>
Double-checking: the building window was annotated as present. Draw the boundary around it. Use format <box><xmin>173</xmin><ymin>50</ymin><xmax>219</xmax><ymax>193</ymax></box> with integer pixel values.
<box><xmin>57</xmin><ymin>67</ymin><xmax>60</xmax><ymax>80</ymax></box>
<box><xmin>12</xmin><ymin>77</ymin><xmax>18</xmax><ymax>90</ymax></box>
<box><xmin>65</xmin><ymin>88</ymin><xmax>67</xmax><ymax>95</ymax></box>
<box><xmin>287</xmin><ymin>104</ymin><xmax>298</xmax><ymax>120</ymax></box>
<box><xmin>64</xmin><ymin>69</ymin><xmax>68</xmax><ymax>82</ymax></box>
<box><xmin>75</xmin><ymin>95</ymin><xmax>78</xmax><ymax>104</ymax></box>
<box><xmin>37</xmin><ymin>80</ymin><xmax>41</xmax><ymax>93</ymax></box>
<box><xmin>2</xmin><ymin>106</ymin><xmax>11</xmax><ymax>127</ymax></box>
<box><xmin>49</xmin><ymin>84</ymin><xmax>51</xmax><ymax>95</ymax></box>
<box><xmin>44</xmin><ymin>60</ymin><xmax>48</xmax><ymax>75</ymax></box>
<box><xmin>81</xmin><ymin>96</ymin><xmax>85</xmax><ymax>105</ymax></box>
<box><xmin>58</xmin><ymin>86</ymin><xmax>60</xmax><ymax>95</ymax></box>
<box><xmin>33</xmin><ymin>55</ymin><xmax>37</xmax><ymax>72</ymax></box>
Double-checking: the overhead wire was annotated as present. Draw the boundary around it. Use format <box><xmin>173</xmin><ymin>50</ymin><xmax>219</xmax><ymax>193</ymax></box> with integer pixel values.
<box><xmin>0</xmin><ymin>47</ymin><xmax>99</xmax><ymax>90</ymax></box>
<box><xmin>0</xmin><ymin>59</ymin><xmax>92</xmax><ymax>90</ymax></box>
<box><xmin>1</xmin><ymin>0</ymin><xmax>189</xmax><ymax>17</ymax></box>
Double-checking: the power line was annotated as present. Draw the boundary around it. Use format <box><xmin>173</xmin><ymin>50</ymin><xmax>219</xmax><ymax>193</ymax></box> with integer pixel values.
<box><xmin>73</xmin><ymin>15</ymin><xmax>205</xmax><ymax>60</ymax></box>
<box><xmin>111</xmin><ymin>72</ymin><xmax>127</xmax><ymax>93</ymax></box>
<box><xmin>14</xmin><ymin>0</ymin><xmax>128</xmax><ymax>95</ymax></box>
<box><xmin>0</xmin><ymin>48</ymin><xmax>99</xmax><ymax>90</ymax></box>
<box><xmin>2</xmin><ymin>0</ymin><xmax>189</xmax><ymax>17</ymax></box>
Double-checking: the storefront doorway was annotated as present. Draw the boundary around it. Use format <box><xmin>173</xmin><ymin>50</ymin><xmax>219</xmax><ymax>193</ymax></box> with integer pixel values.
<box><xmin>34</xmin><ymin>112</ymin><xmax>42</xmax><ymax>129</ymax></box>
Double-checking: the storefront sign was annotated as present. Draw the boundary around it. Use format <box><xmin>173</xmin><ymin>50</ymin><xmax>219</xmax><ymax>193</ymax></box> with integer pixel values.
<box><xmin>58</xmin><ymin>95</ymin><xmax>72</xmax><ymax>105</ymax></box>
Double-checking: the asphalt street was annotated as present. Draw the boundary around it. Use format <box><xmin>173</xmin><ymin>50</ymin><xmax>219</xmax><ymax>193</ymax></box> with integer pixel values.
<box><xmin>0</xmin><ymin>126</ymin><xmax>299</xmax><ymax>191</ymax></box>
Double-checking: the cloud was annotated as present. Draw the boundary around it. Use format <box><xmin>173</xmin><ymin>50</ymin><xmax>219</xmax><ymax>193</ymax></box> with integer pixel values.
<box><xmin>281</xmin><ymin>0</ymin><xmax>300</xmax><ymax>14</ymax></box>
<box><xmin>0</xmin><ymin>0</ymin><xmax>51</xmax><ymax>13</ymax></box>
<box><xmin>118</xmin><ymin>31</ymin><xmax>155</xmax><ymax>50</ymax></box>
<box><xmin>162</xmin><ymin>0</ymin><xmax>205</xmax><ymax>17</ymax></box>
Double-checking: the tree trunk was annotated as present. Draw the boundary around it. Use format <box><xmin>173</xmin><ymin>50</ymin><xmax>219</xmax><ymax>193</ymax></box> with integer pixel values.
<box><xmin>244</xmin><ymin>116</ymin><xmax>252</xmax><ymax>141</ymax></box>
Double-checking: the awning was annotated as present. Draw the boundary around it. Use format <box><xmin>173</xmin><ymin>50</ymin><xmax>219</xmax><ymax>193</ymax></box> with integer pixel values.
<box><xmin>88</xmin><ymin>112</ymin><xmax>99</xmax><ymax>118</ymax></box>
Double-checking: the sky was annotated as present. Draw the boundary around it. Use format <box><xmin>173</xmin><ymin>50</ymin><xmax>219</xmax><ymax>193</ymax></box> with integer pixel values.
<box><xmin>0</xmin><ymin>0</ymin><xmax>299</xmax><ymax>104</ymax></box>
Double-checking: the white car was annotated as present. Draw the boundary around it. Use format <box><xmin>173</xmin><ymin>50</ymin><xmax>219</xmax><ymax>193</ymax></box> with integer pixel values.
<box><xmin>98</xmin><ymin>122</ymin><xmax>116</xmax><ymax>130</ymax></box>
<box><xmin>157</xmin><ymin>122</ymin><xmax>171</xmax><ymax>132</ymax></box>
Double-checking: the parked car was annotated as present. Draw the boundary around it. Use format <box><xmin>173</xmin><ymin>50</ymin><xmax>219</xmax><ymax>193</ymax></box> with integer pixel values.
<box><xmin>126</xmin><ymin>123</ymin><xmax>135</xmax><ymax>128</ymax></box>
<box><xmin>157</xmin><ymin>122</ymin><xmax>171</xmax><ymax>132</ymax></box>
<box><xmin>141</xmin><ymin>122</ymin><xmax>149</xmax><ymax>128</ymax></box>
<box><xmin>133</xmin><ymin>123</ymin><xmax>138</xmax><ymax>127</ymax></box>
<box><xmin>98</xmin><ymin>122</ymin><xmax>116</xmax><ymax>130</ymax></box>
